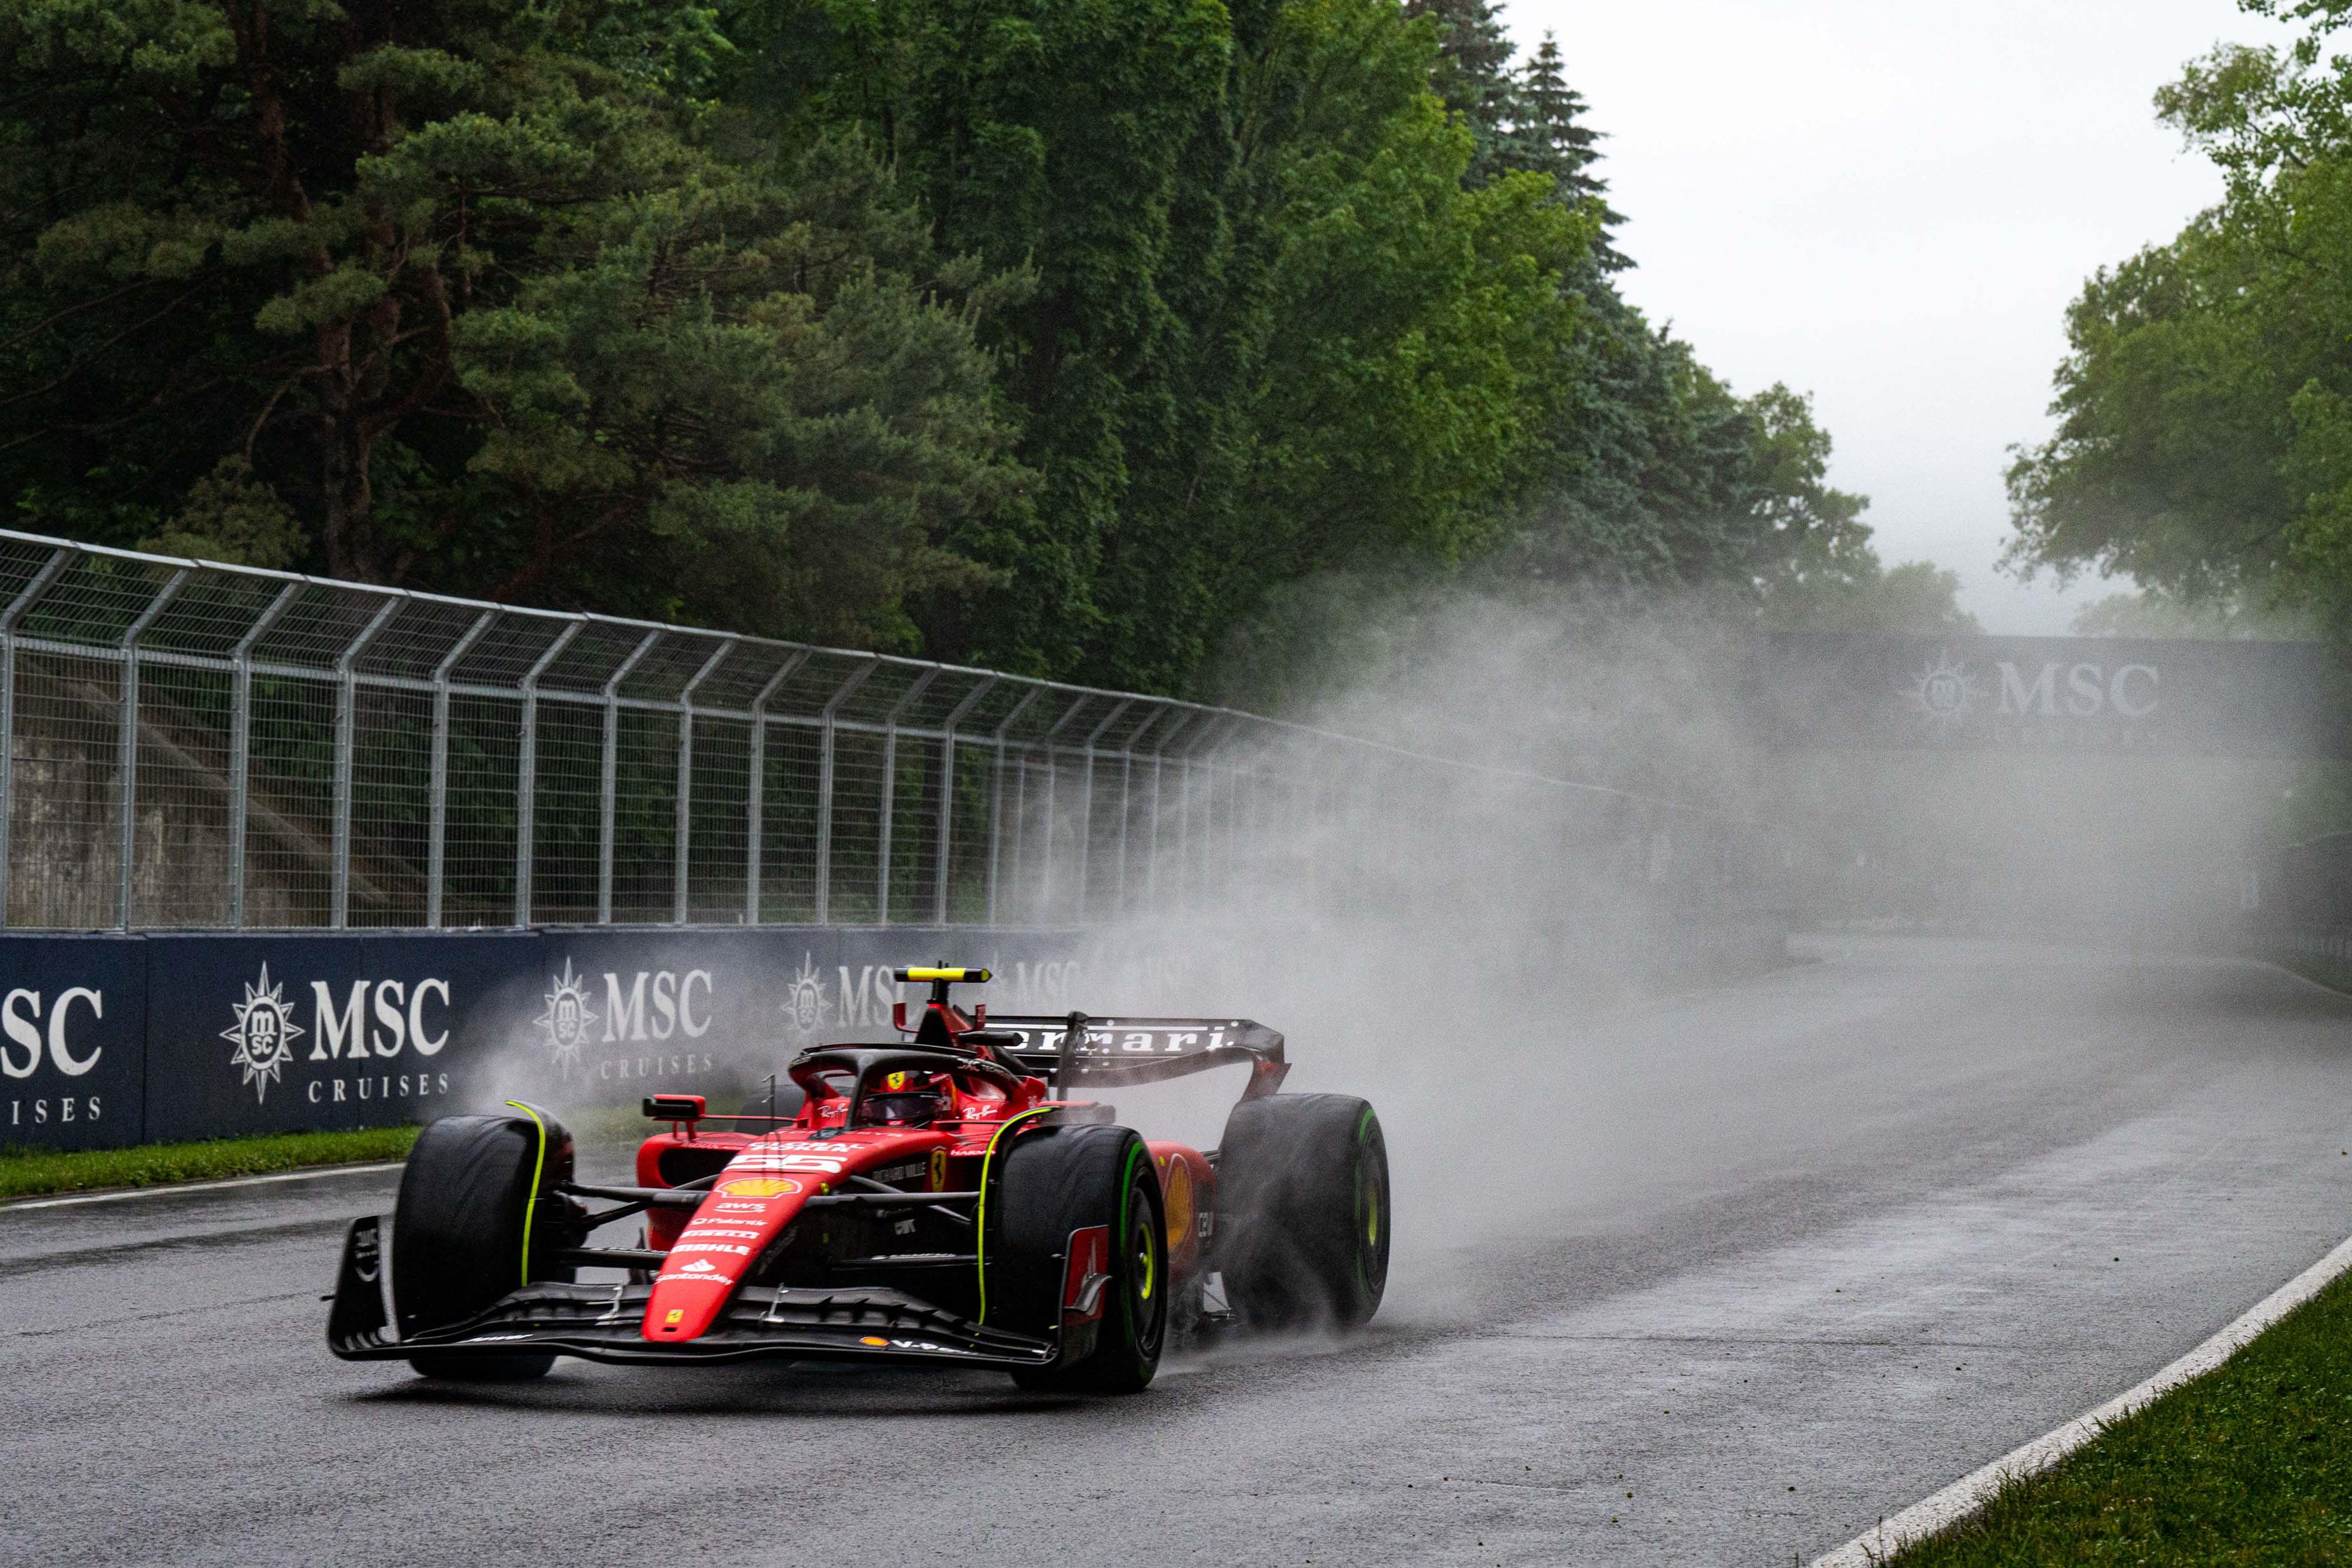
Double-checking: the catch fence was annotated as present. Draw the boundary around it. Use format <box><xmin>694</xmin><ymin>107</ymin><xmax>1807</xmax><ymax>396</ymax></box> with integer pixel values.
<box><xmin>0</xmin><ymin>529</ymin><xmax>1779</xmax><ymax>933</ymax></box>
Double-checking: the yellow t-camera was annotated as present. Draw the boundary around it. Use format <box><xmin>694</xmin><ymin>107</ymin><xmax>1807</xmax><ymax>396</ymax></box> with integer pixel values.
<box><xmin>895</xmin><ymin>967</ymin><xmax>990</xmax><ymax>984</ymax></box>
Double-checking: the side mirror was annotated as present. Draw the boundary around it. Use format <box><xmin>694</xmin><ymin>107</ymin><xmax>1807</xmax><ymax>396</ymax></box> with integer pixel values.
<box><xmin>643</xmin><ymin>1093</ymin><xmax>705</xmax><ymax>1123</ymax></box>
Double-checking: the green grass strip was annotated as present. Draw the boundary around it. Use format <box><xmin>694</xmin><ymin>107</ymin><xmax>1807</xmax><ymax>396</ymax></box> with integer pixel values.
<box><xmin>0</xmin><ymin>1125</ymin><xmax>419</xmax><ymax>1201</ymax></box>
<box><xmin>1892</xmin><ymin>1266</ymin><xmax>2352</xmax><ymax>1564</ymax></box>
<box><xmin>2274</xmin><ymin>950</ymin><xmax>2352</xmax><ymax>999</ymax></box>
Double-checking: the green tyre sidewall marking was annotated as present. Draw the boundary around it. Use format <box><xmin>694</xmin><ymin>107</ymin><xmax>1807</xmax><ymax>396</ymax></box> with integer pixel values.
<box><xmin>505</xmin><ymin>1099</ymin><xmax>548</xmax><ymax>1289</ymax></box>
<box><xmin>974</xmin><ymin>1106</ymin><xmax>1054</xmax><ymax>1326</ymax></box>
<box><xmin>1117</xmin><ymin>1138</ymin><xmax>1148</xmax><ymax>1353</ymax></box>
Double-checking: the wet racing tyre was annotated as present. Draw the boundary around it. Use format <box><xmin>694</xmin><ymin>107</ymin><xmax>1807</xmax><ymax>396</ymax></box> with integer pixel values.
<box><xmin>990</xmin><ymin>1123</ymin><xmax>1169</xmax><ymax>1395</ymax></box>
<box><xmin>1215</xmin><ymin>1094</ymin><xmax>1389</xmax><ymax>1330</ymax></box>
<box><xmin>392</xmin><ymin>1108</ymin><xmax>577</xmax><ymax>1382</ymax></box>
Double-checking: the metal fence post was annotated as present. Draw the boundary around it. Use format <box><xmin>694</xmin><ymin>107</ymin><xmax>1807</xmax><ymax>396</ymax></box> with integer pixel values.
<box><xmin>874</xmin><ymin>669</ymin><xmax>939</xmax><ymax>927</ymax></box>
<box><xmin>116</xmin><ymin>570</ymin><xmax>189</xmax><ymax>930</ymax></box>
<box><xmin>1073</xmin><ymin>701</ymin><xmax>1130</xmax><ymax>924</ymax></box>
<box><xmin>1145</xmin><ymin>744</ymin><xmax>1165</xmax><ymax>909</ymax></box>
<box><xmin>227</xmin><ymin>582</ymin><xmax>302</xmax><ymax>928</ymax></box>
<box><xmin>1115</xmin><ymin>710</ymin><xmax>1165</xmax><ymax>915</ymax></box>
<box><xmin>1038</xmin><ymin>696</ymin><xmax>1093</xmax><ymax>922</ymax></box>
<box><xmin>0</xmin><ymin>549</ymin><xmax>68</xmax><ymax>929</ymax></box>
<box><xmin>814</xmin><ymin>658</ymin><xmax>878</xmax><ymax>925</ymax></box>
<box><xmin>427</xmin><ymin>610</ymin><xmax>496</xmax><ymax>928</ymax></box>
<box><xmin>1144</xmin><ymin>711</ymin><xmax>1192</xmax><ymax>910</ymax></box>
<box><xmin>985</xmin><ymin>687</ymin><xmax>1041</xmax><ymax>927</ymax></box>
<box><xmin>598</xmin><ymin>630</ymin><xmax>662</xmax><ymax>925</ymax></box>
<box><xmin>934</xmin><ymin>676</ymin><xmax>994</xmax><ymax>925</ymax></box>
<box><xmin>331</xmin><ymin>595</ymin><xmax>403</xmax><ymax>930</ymax></box>
<box><xmin>673</xmin><ymin>638</ymin><xmax>734</xmax><ymax>925</ymax></box>
<box><xmin>743</xmin><ymin>651</ymin><xmax>807</xmax><ymax>925</ymax></box>
<box><xmin>514</xmin><ymin>619</ymin><xmax>583</xmax><ymax>928</ymax></box>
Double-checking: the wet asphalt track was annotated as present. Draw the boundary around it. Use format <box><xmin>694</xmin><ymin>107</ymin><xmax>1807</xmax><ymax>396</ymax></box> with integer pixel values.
<box><xmin>6</xmin><ymin>934</ymin><xmax>2352</xmax><ymax>1567</ymax></box>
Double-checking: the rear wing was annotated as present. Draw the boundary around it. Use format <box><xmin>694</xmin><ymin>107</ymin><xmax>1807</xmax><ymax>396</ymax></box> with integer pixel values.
<box><xmin>984</xmin><ymin>1015</ymin><xmax>1288</xmax><ymax>1097</ymax></box>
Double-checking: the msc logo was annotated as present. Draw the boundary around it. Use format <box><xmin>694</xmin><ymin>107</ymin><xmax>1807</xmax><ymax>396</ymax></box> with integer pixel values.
<box><xmin>1900</xmin><ymin>652</ymin><xmax>2161</xmax><ymax>737</ymax></box>
<box><xmin>220</xmin><ymin>965</ymin><xmax>453</xmax><ymax>1104</ymax></box>
<box><xmin>1</xmin><ymin>985</ymin><xmax>103</xmax><ymax>1079</ymax></box>
<box><xmin>1995</xmin><ymin>660</ymin><xmax>2159</xmax><ymax>718</ymax></box>
<box><xmin>781</xmin><ymin>954</ymin><xmax>828</xmax><ymax>1035</ymax></box>
<box><xmin>224</xmin><ymin>964</ymin><xmax>302</xmax><ymax>1104</ymax></box>
<box><xmin>536</xmin><ymin>959</ymin><xmax>599</xmax><ymax>1073</ymax></box>
<box><xmin>1906</xmin><ymin>651</ymin><xmax>1983</xmax><ymax>738</ymax></box>
<box><xmin>536</xmin><ymin>958</ymin><xmax>715</xmax><ymax>1075</ymax></box>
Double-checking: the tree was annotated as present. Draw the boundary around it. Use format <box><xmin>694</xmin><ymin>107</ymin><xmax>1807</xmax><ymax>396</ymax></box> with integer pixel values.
<box><xmin>1503</xmin><ymin>34</ymin><xmax>1625</xmax><ymax>266</ymax></box>
<box><xmin>2003</xmin><ymin>5</ymin><xmax>2352</xmax><ymax>631</ymax></box>
<box><xmin>456</xmin><ymin>135</ymin><xmax>1028</xmax><ymax>644</ymax></box>
<box><xmin>0</xmin><ymin>0</ymin><xmax>1877</xmax><ymax>696</ymax></box>
<box><xmin>0</xmin><ymin>0</ymin><xmax>1024</xmax><ymax>644</ymax></box>
<box><xmin>1403</xmin><ymin>0</ymin><xmax>1518</xmax><ymax>182</ymax></box>
<box><xmin>723</xmin><ymin>0</ymin><xmax>1591</xmax><ymax>691</ymax></box>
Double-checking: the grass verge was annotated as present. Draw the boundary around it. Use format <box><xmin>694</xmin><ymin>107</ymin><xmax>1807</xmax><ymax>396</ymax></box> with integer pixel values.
<box><xmin>0</xmin><ymin>1125</ymin><xmax>419</xmax><ymax>1201</ymax></box>
<box><xmin>2275</xmin><ymin>950</ymin><xmax>2352</xmax><ymax>998</ymax></box>
<box><xmin>1891</xmin><ymin>1266</ymin><xmax>2352</xmax><ymax>1564</ymax></box>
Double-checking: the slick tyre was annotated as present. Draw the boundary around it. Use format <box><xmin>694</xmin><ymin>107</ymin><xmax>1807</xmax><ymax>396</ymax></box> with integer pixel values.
<box><xmin>1216</xmin><ymin>1094</ymin><xmax>1389</xmax><ymax>1330</ymax></box>
<box><xmin>991</xmin><ymin>1124</ymin><xmax>1169</xmax><ymax>1395</ymax></box>
<box><xmin>392</xmin><ymin>1109</ymin><xmax>575</xmax><ymax>1382</ymax></box>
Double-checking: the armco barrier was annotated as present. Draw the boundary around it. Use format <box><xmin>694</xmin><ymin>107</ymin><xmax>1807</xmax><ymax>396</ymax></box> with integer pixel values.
<box><xmin>4</xmin><ymin>927</ymin><xmax>1092</xmax><ymax>1152</ymax></box>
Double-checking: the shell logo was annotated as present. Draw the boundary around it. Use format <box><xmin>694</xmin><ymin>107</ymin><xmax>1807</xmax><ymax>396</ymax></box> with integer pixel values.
<box><xmin>860</xmin><ymin>1336</ymin><xmax>890</xmax><ymax>1347</ymax></box>
<box><xmin>719</xmin><ymin>1177</ymin><xmax>801</xmax><ymax>1198</ymax></box>
<box><xmin>1161</xmin><ymin>1156</ymin><xmax>1194</xmax><ymax>1249</ymax></box>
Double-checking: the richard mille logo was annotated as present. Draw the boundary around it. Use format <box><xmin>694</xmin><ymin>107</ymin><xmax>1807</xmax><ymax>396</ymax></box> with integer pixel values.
<box><xmin>536</xmin><ymin>959</ymin><xmax>599</xmax><ymax>1074</ymax></box>
<box><xmin>224</xmin><ymin>965</ymin><xmax>303</xmax><ymax>1104</ymax></box>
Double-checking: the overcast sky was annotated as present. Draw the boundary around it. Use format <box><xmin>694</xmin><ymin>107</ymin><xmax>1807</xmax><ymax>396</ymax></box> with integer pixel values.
<box><xmin>1512</xmin><ymin>0</ymin><xmax>2297</xmax><ymax>633</ymax></box>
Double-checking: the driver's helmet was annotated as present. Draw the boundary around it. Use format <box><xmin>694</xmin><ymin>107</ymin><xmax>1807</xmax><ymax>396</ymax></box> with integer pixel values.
<box><xmin>864</xmin><ymin>1069</ymin><xmax>948</xmax><ymax>1127</ymax></box>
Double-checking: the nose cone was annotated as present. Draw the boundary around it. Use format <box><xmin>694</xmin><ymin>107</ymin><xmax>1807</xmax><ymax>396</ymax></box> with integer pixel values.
<box><xmin>641</xmin><ymin>1174</ymin><xmax>813</xmax><ymax>1341</ymax></box>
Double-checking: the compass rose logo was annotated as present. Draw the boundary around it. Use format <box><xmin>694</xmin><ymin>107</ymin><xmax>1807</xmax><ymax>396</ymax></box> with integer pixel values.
<box><xmin>781</xmin><ymin>953</ymin><xmax>829</xmax><ymax>1037</ymax></box>
<box><xmin>535</xmin><ymin>959</ymin><xmax>599</xmax><ymax>1074</ymax></box>
<box><xmin>1905</xmin><ymin>650</ymin><xmax>1983</xmax><ymax>739</ymax></box>
<box><xmin>224</xmin><ymin>964</ymin><xmax>303</xmax><ymax>1104</ymax></box>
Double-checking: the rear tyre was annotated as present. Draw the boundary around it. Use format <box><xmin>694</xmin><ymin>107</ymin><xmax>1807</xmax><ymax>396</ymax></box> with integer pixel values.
<box><xmin>1215</xmin><ymin>1094</ymin><xmax>1389</xmax><ymax>1330</ymax></box>
<box><xmin>392</xmin><ymin>1109</ymin><xmax>576</xmax><ymax>1382</ymax></box>
<box><xmin>991</xmin><ymin>1124</ymin><xmax>1169</xmax><ymax>1395</ymax></box>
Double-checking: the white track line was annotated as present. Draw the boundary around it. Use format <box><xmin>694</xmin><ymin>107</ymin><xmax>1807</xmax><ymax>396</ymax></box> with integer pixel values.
<box><xmin>0</xmin><ymin>1161</ymin><xmax>404</xmax><ymax>1212</ymax></box>
<box><xmin>1811</xmin><ymin>1231</ymin><xmax>2352</xmax><ymax>1566</ymax></box>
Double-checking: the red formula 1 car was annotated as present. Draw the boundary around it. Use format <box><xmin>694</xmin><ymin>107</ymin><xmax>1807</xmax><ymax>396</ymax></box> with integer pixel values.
<box><xmin>328</xmin><ymin>968</ymin><xmax>1389</xmax><ymax>1393</ymax></box>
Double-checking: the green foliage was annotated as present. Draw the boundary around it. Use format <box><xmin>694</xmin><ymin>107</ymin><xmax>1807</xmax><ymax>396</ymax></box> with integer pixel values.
<box><xmin>140</xmin><ymin>457</ymin><xmax>304</xmax><ymax>569</ymax></box>
<box><xmin>0</xmin><ymin>0</ymin><xmax>1024</xmax><ymax>643</ymax></box>
<box><xmin>456</xmin><ymin>134</ymin><xmax>1025</xmax><ymax>645</ymax></box>
<box><xmin>0</xmin><ymin>1125</ymin><xmax>419</xmax><ymax>1199</ymax></box>
<box><xmin>2006</xmin><ymin>2</ymin><xmax>2352</xmax><ymax>634</ymax></box>
<box><xmin>1893</xmin><ymin>1265</ymin><xmax>2352</xmax><ymax>1564</ymax></box>
<box><xmin>0</xmin><ymin>0</ymin><xmax>1923</xmax><ymax>696</ymax></box>
<box><xmin>2070</xmin><ymin>587</ymin><xmax>2310</xmax><ymax>638</ymax></box>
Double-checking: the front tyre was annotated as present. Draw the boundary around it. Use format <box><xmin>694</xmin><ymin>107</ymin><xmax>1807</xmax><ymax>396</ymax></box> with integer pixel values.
<box><xmin>992</xmin><ymin>1124</ymin><xmax>1169</xmax><ymax>1395</ymax></box>
<box><xmin>392</xmin><ymin>1108</ymin><xmax>576</xmax><ymax>1382</ymax></box>
<box><xmin>1216</xmin><ymin>1094</ymin><xmax>1389</xmax><ymax>1330</ymax></box>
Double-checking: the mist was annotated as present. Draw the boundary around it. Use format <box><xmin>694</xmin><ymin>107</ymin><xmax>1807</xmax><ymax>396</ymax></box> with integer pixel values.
<box><xmin>1048</xmin><ymin>581</ymin><xmax>2294</xmax><ymax>1326</ymax></box>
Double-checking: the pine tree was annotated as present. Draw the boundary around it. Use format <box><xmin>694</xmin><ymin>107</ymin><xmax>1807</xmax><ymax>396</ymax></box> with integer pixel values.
<box><xmin>1404</xmin><ymin>0</ymin><xmax>1519</xmax><ymax>182</ymax></box>
<box><xmin>1510</xmin><ymin>34</ymin><xmax>1627</xmax><ymax>268</ymax></box>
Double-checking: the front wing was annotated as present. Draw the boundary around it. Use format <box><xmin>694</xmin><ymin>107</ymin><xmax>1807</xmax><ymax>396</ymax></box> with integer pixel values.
<box><xmin>325</xmin><ymin>1217</ymin><xmax>1057</xmax><ymax>1370</ymax></box>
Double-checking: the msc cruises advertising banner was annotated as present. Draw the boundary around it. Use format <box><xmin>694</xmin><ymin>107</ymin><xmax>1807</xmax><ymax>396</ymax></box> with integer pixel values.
<box><xmin>4</xmin><ymin>927</ymin><xmax>1096</xmax><ymax>1150</ymax></box>
<box><xmin>1755</xmin><ymin>634</ymin><xmax>2351</xmax><ymax>757</ymax></box>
